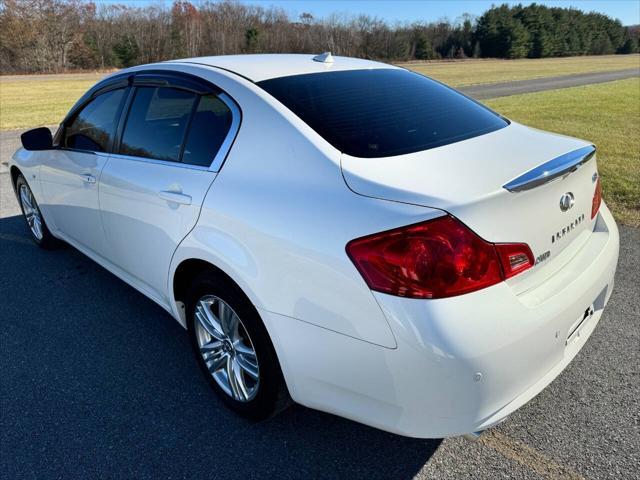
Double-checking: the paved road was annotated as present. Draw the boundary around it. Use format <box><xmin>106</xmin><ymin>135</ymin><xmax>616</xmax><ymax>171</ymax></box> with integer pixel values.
<box><xmin>0</xmin><ymin>170</ymin><xmax>638</xmax><ymax>479</ymax></box>
<box><xmin>459</xmin><ymin>68</ymin><xmax>639</xmax><ymax>99</ymax></box>
<box><xmin>0</xmin><ymin>72</ymin><xmax>105</xmax><ymax>83</ymax></box>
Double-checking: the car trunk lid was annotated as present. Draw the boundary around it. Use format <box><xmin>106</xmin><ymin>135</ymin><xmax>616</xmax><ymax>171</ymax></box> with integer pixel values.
<box><xmin>341</xmin><ymin>122</ymin><xmax>600</xmax><ymax>289</ymax></box>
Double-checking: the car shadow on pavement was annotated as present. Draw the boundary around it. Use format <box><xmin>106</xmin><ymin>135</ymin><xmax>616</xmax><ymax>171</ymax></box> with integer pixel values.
<box><xmin>0</xmin><ymin>214</ymin><xmax>441</xmax><ymax>479</ymax></box>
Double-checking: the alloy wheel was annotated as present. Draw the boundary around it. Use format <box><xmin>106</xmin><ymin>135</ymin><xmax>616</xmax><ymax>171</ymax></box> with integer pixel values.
<box><xmin>19</xmin><ymin>183</ymin><xmax>43</xmax><ymax>241</ymax></box>
<box><xmin>194</xmin><ymin>295</ymin><xmax>260</xmax><ymax>402</ymax></box>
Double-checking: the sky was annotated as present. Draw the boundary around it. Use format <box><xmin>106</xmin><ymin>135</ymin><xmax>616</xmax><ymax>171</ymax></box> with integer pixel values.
<box><xmin>98</xmin><ymin>0</ymin><xmax>640</xmax><ymax>26</ymax></box>
<box><xmin>240</xmin><ymin>1</ymin><xmax>640</xmax><ymax>26</ymax></box>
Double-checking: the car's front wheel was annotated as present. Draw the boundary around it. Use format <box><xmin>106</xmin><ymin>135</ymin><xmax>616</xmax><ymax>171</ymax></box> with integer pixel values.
<box><xmin>15</xmin><ymin>174</ymin><xmax>58</xmax><ymax>249</ymax></box>
<box><xmin>186</xmin><ymin>272</ymin><xmax>289</xmax><ymax>420</ymax></box>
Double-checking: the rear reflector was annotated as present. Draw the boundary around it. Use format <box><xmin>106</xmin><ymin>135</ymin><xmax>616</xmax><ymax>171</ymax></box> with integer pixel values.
<box><xmin>346</xmin><ymin>216</ymin><xmax>533</xmax><ymax>299</ymax></box>
<box><xmin>495</xmin><ymin>243</ymin><xmax>535</xmax><ymax>279</ymax></box>
<box><xmin>591</xmin><ymin>176</ymin><xmax>602</xmax><ymax>219</ymax></box>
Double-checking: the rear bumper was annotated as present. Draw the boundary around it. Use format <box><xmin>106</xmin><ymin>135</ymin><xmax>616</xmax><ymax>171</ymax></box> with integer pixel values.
<box><xmin>263</xmin><ymin>203</ymin><xmax>619</xmax><ymax>438</ymax></box>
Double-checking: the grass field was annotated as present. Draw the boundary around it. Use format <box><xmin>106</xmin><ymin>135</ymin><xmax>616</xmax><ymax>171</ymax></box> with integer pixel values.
<box><xmin>485</xmin><ymin>78</ymin><xmax>640</xmax><ymax>227</ymax></box>
<box><xmin>0</xmin><ymin>74</ymin><xmax>104</xmax><ymax>131</ymax></box>
<box><xmin>1</xmin><ymin>54</ymin><xmax>638</xmax><ymax>130</ymax></box>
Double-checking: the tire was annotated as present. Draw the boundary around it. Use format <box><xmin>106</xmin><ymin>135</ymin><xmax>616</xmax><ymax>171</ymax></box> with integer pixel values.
<box><xmin>15</xmin><ymin>174</ymin><xmax>59</xmax><ymax>249</ymax></box>
<box><xmin>186</xmin><ymin>271</ymin><xmax>290</xmax><ymax>421</ymax></box>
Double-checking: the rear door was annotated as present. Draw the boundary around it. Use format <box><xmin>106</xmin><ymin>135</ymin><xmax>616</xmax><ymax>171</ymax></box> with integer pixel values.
<box><xmin>99</xmin><ymin>74</ymin><xmax>239</xmax><ymax>303</ymax></box>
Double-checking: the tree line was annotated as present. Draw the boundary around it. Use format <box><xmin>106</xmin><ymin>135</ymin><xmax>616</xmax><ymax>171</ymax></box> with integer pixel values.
<box><xmin>1</xmin><ymin>0</ymin><xmax>638</xmax><ymax>74</ymax></box>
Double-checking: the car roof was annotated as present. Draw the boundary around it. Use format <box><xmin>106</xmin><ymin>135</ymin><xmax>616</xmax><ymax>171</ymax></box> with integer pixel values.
<box><xmin>166</xmin><ymin>54</ymin><xmax>399</xmax><ymax>83</ymax></box>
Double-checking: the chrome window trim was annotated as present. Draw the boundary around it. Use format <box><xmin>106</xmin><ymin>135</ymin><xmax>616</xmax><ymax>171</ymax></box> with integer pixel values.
<box><xmin>57</xmin><ymin>147</ymin><xmax>111</xmax><ymax>158</ymax></box>
<box><xmin>107</xmin><ymin>153</ymin><xmax>211</xmax><ymax>171</ymax></box>
<box><xmin>207</xmin><ymin>92</ymin><xmax>241</xmax><ymax>172</ymax></box>
<box><xmin>111</xmin><ymin>91</ymin><xmax>240</xmax><ymax>172</ymax></box>
<box><xmin>502</xmin><ymin>145</ymin><xmax>596</xmax><ymax>192</ymax></box>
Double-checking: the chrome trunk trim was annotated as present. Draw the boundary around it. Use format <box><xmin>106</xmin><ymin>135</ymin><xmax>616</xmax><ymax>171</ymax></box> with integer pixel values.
<box><xmin>503</xmin><ymin>145</ymin><xmax>596</xmax><ymax>192</ymax></box>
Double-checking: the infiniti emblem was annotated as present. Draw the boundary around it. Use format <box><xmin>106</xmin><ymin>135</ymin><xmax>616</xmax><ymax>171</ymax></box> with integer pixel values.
<box><xmin>559</xmin><ymin>192</ymin><xmax>575</xmax><ymax>212</ymax></box>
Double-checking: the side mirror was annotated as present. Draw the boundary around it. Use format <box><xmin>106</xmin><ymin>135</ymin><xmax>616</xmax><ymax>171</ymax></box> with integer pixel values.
<box><xmin>21</xmin><ymin>127</ymin><xmax>53</xmax><ymax>151</ymax></box>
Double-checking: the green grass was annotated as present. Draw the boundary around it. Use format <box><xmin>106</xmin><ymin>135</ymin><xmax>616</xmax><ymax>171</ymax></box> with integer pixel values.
<box><xmin>485</xmin><ymin>78</ymin><xmax>640</xmax><ymax>227</ymax></box>
<box><xmin>404</xmin><ymin>54</ymin><xmax>640</xmax><ymax>87</ymax></box>
<box><xmin>1</xmin><ymin>55</ymin><xmax>638</xmax><ymax>130</ymax></box>
<box><xmin>0</xmin><ymin>73</ymin><xmax>104</xmax><ymax>130</ymax></box>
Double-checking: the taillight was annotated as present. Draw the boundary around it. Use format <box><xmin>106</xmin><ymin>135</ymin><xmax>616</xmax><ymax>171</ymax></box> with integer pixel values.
<box><xmin>591</xmin><ymin>176</ymin><xmax>602</xmax><ymax>219</ymax></box>
<box><xmin>346</xmin><ymin>216</ymin><xmax>534</xmax><ymax>299</ymax></box>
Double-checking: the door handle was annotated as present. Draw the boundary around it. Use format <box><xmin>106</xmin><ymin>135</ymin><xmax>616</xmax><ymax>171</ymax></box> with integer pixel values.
<box><xmin>80</xmin><ymin>174</ymin><xmax>96</xmax><ymax>184</ymax></box>
<box><xmin>159</xmin><ymin>190</ymin><xmax>192</xmax><ymax>205</ymax></box>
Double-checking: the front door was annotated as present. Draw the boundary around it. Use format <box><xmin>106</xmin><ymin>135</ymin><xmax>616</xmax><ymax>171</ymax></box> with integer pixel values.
<box><xmin>39</xmin><ymin>87</ymin><xmax>127</xmax><ymax>257</ymax></box>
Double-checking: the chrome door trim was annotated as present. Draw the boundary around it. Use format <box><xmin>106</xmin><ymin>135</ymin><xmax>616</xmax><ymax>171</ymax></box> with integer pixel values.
<box><xmin>503</xmin><ymin>145</ymin><xmax>596</xmax><ymax>192</ymax></box>
<box><xmin>57</xmin><ymin>148</ymin><xmax>112</xmax><ymax>158</ymax></box>
<box><xmin>107</xmin><ymin>153</ymin><xmax>212</xmax><ymax>171</ymax></box>
<box><xmin>208</xmin><ymin>92</ymin><xmax>241</xmax><ymax>172</ymax></box>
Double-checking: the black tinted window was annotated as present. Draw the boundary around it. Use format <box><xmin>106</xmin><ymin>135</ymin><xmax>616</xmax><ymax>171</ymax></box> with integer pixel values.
<box><xmin>64</xmin><ymin>88</ymin><xmax>125</xmax><ymax>152</ymax></box>
<box><xmin>120</xmin><ymin>87</ymin><xmax>197</xmax><ymax>161</ymax></box>
<box><xmin>182</xmin><ymin>95</ymin><xmax>233</xmax><ymax>167</ymax></box>
<box><xmin>258</xmin><ymin>69</ymin><xmax>508</xmax><ymax>158</ymax></box>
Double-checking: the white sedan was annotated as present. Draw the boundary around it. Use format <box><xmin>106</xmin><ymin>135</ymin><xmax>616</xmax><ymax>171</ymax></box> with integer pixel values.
<box><xmin>9</xmin><ymin>54</ymin><xmax>619</xmax><ymax>438</ymax></box>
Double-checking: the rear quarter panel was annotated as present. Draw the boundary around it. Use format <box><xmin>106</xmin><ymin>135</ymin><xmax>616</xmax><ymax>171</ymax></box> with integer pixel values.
<box><xmin>167</xmin><ymin>64</ymin><xmax>444</xmax><ymax>348</ymax></box>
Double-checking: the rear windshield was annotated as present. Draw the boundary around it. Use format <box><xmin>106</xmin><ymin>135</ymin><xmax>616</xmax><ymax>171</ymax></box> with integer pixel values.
<box><xmin>258</xmin><ymin>69</ymin><xmax>508</xmax><ymax>158</ymax></box>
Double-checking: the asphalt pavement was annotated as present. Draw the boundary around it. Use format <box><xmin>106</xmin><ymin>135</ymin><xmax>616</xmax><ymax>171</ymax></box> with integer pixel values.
<box><xmin>0</xmin><ymin>167</ymin><xmax>639</xmax><ymax>479</ymax></box>
<box><xmin>1</xmin><ymin>69</ymin><xmax>639</xmax><ymax>478</ymax></box>
<box><xmin>459</xmin><ymin>68</ymin><xmax>640</xmax><ymax>99</ymax></box>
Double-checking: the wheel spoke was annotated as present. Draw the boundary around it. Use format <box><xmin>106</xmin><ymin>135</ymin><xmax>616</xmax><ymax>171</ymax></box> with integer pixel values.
<box><xmin>32</xmin><ymin>216</ymin><xmax>43</xmax><ymax>239</ymax></box>
<box><xmin>20</xmin><ymin>187</ymin><xmax>32</xmax><ymax>211</ymax></box>
<box><xmin>232</xmin><ymin>358</ymin><xmax>250</xmax><ymax>400</ymax></box>
<box><xmin>217</xmin><ymin>300</ymin><xmax>237</xmax><ymax>337</ymax></box>
<box><xmin>201</xmin><ymin>339</ymin><xmax>225</xmax><ymax>368</ymax></box>
<box><xmin>200</xmin><ymin>339</ymin><xmax>223</xmax><ymax>353</ymax></box>
<box><xmin>225</xmin><ymin>356</ymin><xmax>242</xmax><ymax>400</ymax></box>
<box><xmin>234</xmin><ymin>342</ymin><xmax>256</xmax><ymax>359</ymax></box>
<box><xmin>204</xmin><ymin>350</ymin><xmax>227</xmax><ymax>372</ymax></box>
<box><xmin>236</xmin><ymin>353</ymin><xmax>259</xmax><ymax>380</ymax></box>
<box><xmin>195</xmin><ymin>301</ymin><xmax>225</xmax><ymax>341</ymax></box>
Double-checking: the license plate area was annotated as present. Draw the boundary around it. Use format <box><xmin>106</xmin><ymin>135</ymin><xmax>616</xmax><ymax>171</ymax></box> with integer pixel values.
<box><xmin>566</xmin><ymin>304</ymin><xmax>595</xmax><ymax>345</ymax></box>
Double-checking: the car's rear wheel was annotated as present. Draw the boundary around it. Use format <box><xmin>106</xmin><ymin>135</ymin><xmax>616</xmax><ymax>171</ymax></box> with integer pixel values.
<box><xmin>186</xmin><ymin>272</ymin><xmax>289</xmax><ymax>420</ymax></box>
<box><xmin>15</xmin><ymin>174</ymin><xmax>58</xmax><ymax>249</ymax></box>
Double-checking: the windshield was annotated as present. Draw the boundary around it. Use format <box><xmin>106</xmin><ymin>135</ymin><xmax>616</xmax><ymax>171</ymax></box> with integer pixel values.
<box><xmin>258</xmin><ymin>69</ymin><xmax>508</xmax><ymax>158</ymax></box>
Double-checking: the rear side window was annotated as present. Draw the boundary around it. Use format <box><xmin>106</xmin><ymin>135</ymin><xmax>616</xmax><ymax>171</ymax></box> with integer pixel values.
<box><xmin>64</xmin><ymin>88</ymin><xmax>126</xmax><ymax>152</ymax></box>
<box><xmin>182</xmin><ymin>94</ymin><xmax>233</xmax><ymax>167</ymax></box>
<box><xmin>119</xmin><ymin>87</ymin><xmax>197</xmax><ymax>161</ymax></box>
<box><xmin>258</xmin><ymin>69</ymin><xmax>508</xmax><ymax>158</ymax></box>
